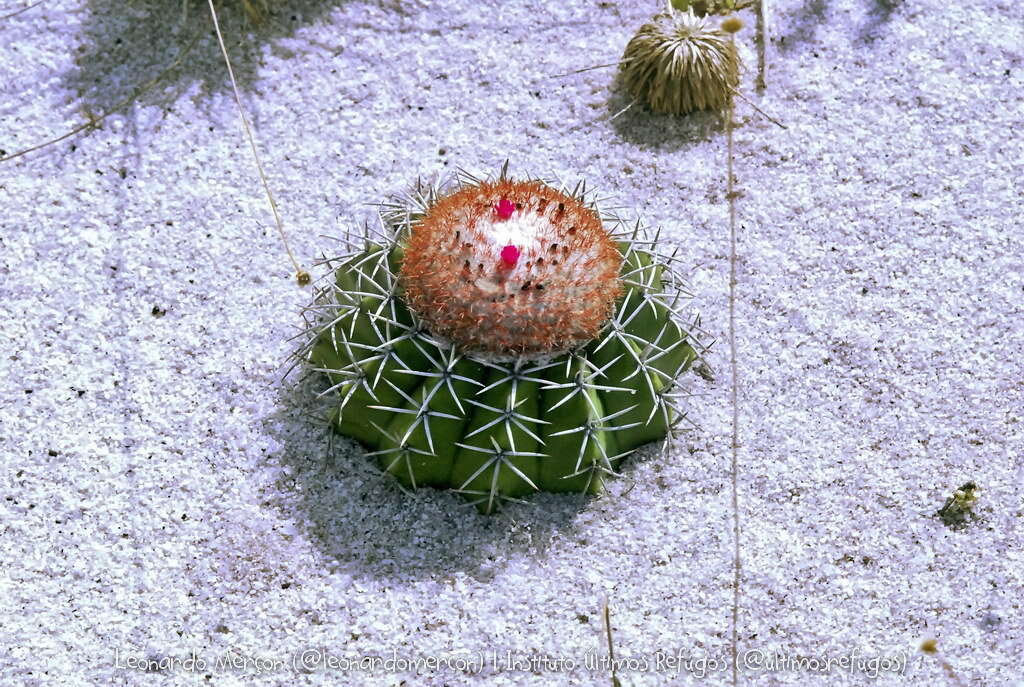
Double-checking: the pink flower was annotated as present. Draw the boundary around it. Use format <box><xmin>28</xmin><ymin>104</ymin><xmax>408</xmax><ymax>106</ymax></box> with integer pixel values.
<box><xmin>500</xmin><ymin>244</ymin><xmax>520</xmax><ymax>267</ymax></box>
<box><xmin>495</xmin><ymin>198</ymin><xmax>515</xmax><ymax>220</ymax></box>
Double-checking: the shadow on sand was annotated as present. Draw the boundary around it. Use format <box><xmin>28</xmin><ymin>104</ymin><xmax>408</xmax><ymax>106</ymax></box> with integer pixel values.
<box><xmin>777</xmin><ymin>0</ymin><xmax>902</xmax><ymax>51</ymax></box>
<box><xmin>63</xmin><ymin>0</ymin><xmax>355</xmax><ymax>114</ymax></box>
<box><xmin>260</xmin><ymin>369</ymin><xmax>621</xmax><ymax>582</ymax></box>
<box><xmin>605</xmin><ymin>81</ymin><xmax>728</xmax><ymax>154</ymax></box>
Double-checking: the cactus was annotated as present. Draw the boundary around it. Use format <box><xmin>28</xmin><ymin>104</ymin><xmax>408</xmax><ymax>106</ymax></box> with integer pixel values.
<box><xmin>620</xmin><ymin>2</ymin><xmax>740</xmax><ymax>115</ymax></box>
<box><xmin>301</xmin><ymin>167</ymin><xmax>708</xmax><ymax>513</ymax></box>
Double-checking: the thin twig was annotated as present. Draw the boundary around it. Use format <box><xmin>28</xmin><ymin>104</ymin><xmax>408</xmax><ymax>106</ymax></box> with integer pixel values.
<box><xmin>0</xmin><ymin>0</ymin><xmax>44</xmax><ymax>20</ymax></box>
<box><xmin>206</xmin><ymin>0</ymin><xmax>306</xmax><ymax>284</ymax></box>
<box><xmin>546</xmin><ymin>59</ymin><xmax>633</xmax><ymax>80</ymax></box>
<box><xmin>756</xmin><ymin>0</ymin><xmax>767</xmax><ymax>90</ymax></box>
<box><xmin>730</xmin><ymin>88</ymin><xmax>786</xmax><ymax>129</ymax></box>
<box><xmin>602</xmin><ymin>599</ymin><xmax>621</xmax><ymax>687</ymax></box>
<box><xmin>0</xmin><ymin>32</ymin><xmax>200</xmax><ymax>163</ymax></box>
<box><xmin>607</xmin><ymin>99</ymin><xmax>637</xmax><ymax>122</ymax></box>
<box><xmin>726</xmin><ymin>32</ymin><xmax>742</xmax><ymax>687</ymax></box>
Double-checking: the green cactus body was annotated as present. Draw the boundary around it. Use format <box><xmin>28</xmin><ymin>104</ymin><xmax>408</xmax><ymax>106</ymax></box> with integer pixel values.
<box><xmin>302</xmin><ymin>170</ymin><xmax>706</xmax><ymax>512</ymax></box>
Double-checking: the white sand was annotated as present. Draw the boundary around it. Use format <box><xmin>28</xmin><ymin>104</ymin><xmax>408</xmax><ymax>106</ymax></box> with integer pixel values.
<box><xmin>1</xmin><ymin>0</ymin><xmax>1021</xmax><ymax>685</ymax></box>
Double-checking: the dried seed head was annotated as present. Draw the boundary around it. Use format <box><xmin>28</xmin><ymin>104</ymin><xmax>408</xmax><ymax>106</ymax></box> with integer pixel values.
<box><xmin>398</xmin><ymin>179</ymin><xmax>623</xmax><ymax>359</ymax></box>
<box><xmin>620</xmin><ymin>6</ymin><xmax>740</xmax><ymax>115</ymax></box>
<box><xmin>720</xmin><ymin>16</ymin><xmax>743</xmax><ymax>33</ymax></box>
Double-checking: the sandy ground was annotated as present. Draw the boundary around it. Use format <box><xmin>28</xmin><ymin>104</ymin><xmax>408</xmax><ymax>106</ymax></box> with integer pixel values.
<box><xmin>1</xmin><ymin>0</ymin><xmax>1022</xmax><ymax>685</ymax></box>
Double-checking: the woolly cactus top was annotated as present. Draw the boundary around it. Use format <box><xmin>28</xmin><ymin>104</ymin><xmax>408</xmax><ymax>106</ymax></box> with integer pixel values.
<box><xmin>399</xmin><ymin>180</ymin><xmax>624</xmax><ymax>359</ymax></box>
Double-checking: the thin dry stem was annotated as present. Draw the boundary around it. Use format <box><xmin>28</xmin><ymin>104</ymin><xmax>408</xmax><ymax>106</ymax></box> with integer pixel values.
<box><xmin>205</xmin><ymin>0</ymin><xmax>306</xmax><ymax>284</ymax></box>
<box><xmin>756</xmin><ymin>0</ymin><xmax>767</xmax><ymax>90</ymax></box>
<box><xmin>726</xmin><ymin>31</ymin><xmax>741</xmax><ymax>687</ymax></box>
<box><xmin>1</xmin><ymin>0</ymin><xmax>44</xmax><ymax>20</ymax></box>
<box><xmin>730</xmin><ymin>87</ymin><xmax>786</xmax><ymax>129</ymax></box>
<box><xmin>602</xmin><ymin>599</ymin><xmax>621</xmax><ymax>687</ymax></box>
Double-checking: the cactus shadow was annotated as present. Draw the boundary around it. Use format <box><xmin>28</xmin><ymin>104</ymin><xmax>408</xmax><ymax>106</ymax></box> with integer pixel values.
<box><xmin>62</xmin><ymin>0</ymin><xmax>364</xmax><ymax>114</ymax></box>
<box><xmin>606</xmin><ymin>82</ymin><xmax>727</xmax><ymax>152</ymax></box>
<box><xmin>856</xmin><ymin>0</ymin><xmax>901</xmax><ymax>43</ymax></box>
<box><xmin>777</xmin><ymin>0</ymin><xmax>902</xmax><ymax>52</ymax></box>
<box><xmin>775</xmin><ymin>0</ymin><xmax>828</xmax><ymax>53</ymax></box>
<box><xmin>263</xmin><ymin>372</ymin><xmax>589</xmax><ymax>581</ymax></box>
